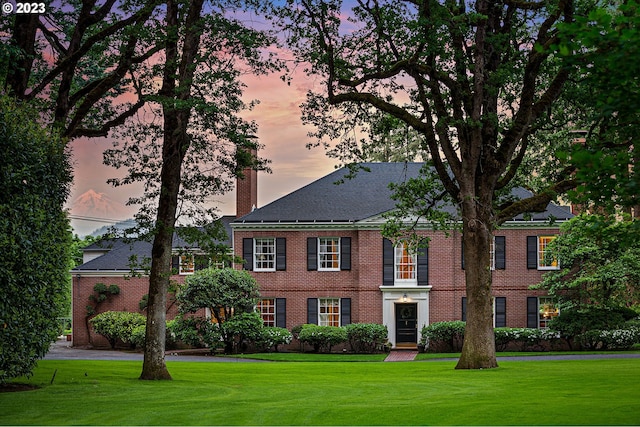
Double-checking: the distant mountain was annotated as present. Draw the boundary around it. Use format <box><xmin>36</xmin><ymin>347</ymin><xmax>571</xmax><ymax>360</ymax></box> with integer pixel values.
<box><xmin>68</xmin><ymin>189</ymin><xmax>135</xmax><ymax>236</ymax></box>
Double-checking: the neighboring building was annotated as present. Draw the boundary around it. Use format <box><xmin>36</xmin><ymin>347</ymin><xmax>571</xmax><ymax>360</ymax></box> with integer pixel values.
<box><xmin>71</xmin><ymin>219</ymin><xmax>234</xmax><ymax>347</ymax></box>
<box><xmin>72</xmin><ymin>162</ymin><xmax>570</xmax><ymax>349</ymax></box>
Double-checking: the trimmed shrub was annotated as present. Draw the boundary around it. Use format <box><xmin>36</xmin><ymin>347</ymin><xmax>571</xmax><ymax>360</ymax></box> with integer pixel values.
<box><xmin>256</xmin><ymin>327</ymin><xmax>293</xmax><ymax>352</ymax></box>
<box><xmin>298</xmin><ymin>324</ymin><xmax>348</xmax><ymax>353</ymax></box>
<box><xmin>129</xmin><ymin>319</ymin><xmax>178</xmax><ymax>350</ymax></box>
<box><xmin>550</xmin><ymin>307</ymin><xmax>638</xmax><ymax>349</ymax></box>
<box><xmin>345</xmin><ymin>323</ymin><xmax>388</xmax><ymax>353</ymax></box>
<box><xmin>221</xmin><ymin>312</ymin><xmax>264</xmax><ymax>353</ymax></box>
<box><xmin>89</xmin><ymin>311</ymin><xmax>146</xmax><ymax>348</ymax></box>
<box><xmin>420</xmin><ymin>321</ymin><xmax>465</xmax><ymax>352</ymax></box>
<box><xmin>577</xmin><ymin>327</ymin><xmax>640</xmax><ymax>350</ymax></box>
<box><xmin>494</xmin><ymin>328</ymin><xmax>561</xmax><ymax>351</ymax></box>
<box><xmin>171</xmin><ymin>316</ymin><xmax>222</xmax><ymax>351</ymax></box>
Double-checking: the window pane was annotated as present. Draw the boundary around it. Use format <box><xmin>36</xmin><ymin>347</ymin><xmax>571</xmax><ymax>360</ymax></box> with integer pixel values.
<box><xmin>319</xmin><ymin>298</ymin><xmax>340</xmax><ymax>326</ymax></box>
<box><xmin>255</xmin><ymin>238</ymin><xmax>275</xmax><ymax>270</ymax></box>
<box><xmin>180</xmin><ymin>255</ymin><xmax>194</xmax><ymax>274</ymax></box>
<box><xmin>257</xmin><ymin>298</ymin><xmax>276</xmax><ymax>327</ymax></box>
<box><xmin>538</xmin><ymin>297</ymin><xmax>559</xmax><ymax>328</ymax></box>
<box><xmin>319</xmin><ymin>238</ymin><xmax>340</xmax><ymax>270</ymax></box>
<box><xmin>395</xmin><ymin>242</ymin><xmax>416</xmax><ymax>280</ymax></box>
<box><xmin>538</xmin><ymin>236</ymin><xmax>558</xmax><ymax>268</ymax></box>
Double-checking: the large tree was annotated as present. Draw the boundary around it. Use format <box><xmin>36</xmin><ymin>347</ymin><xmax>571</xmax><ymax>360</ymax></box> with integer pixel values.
<box><xmin>275</xmin><ymin>0</ymin><xmax>585</xmax><ymax>369</ymax></box>
<box><xmin>103</xmin><ymin>0</ymin><xmax>282</xmax><ymax>379</ymax></box>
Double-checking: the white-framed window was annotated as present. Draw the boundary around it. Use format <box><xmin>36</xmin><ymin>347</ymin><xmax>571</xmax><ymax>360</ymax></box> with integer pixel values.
<box><xmin>538</xmin><ymin>236</ymin><xmax>559</xmax><ymax>270</ymax></box>
<box><xmin>318</xmin><ymin>298</ymin><xmax>340</xmax><ymax>326</ymax></box>
<box><xmin>254</xmin><ymin>238</ymin><xmax>276</xmax><ymax>271</ymax></box>
<box><xmin>538</xmin><ymin>297</ymin><xmax>559</xmax><ymax>328</ymax></box>
<box><xmin>394</xmin><ymin>241</ymin><xmax>416</xmax><ymax>282</ymax></box>
<box><xmin>318</xmin><ymin>238</ymin><xmax>340</xmax><ymax>271</ymax></box>
<box><xmin>179</xmin><ymin>254</ymin><xmax>195</xmax><ymax>275</ymax></box>
<box><xmin>256</xmin><ymin>298</ymin><xmax>275</xmax><ymax>327</ymax></box>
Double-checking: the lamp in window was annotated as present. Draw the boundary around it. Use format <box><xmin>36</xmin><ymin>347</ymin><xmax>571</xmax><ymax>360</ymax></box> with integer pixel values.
<box><xmin>402</xmin><ymin>293</ymin><xmax>408</xmax><ymax>302</ymax></box>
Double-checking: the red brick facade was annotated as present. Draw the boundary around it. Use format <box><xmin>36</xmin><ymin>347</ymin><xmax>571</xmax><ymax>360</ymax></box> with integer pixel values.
<box><xmin>72</xmin><ymin>275</ymin><xmax>184</xmax><ymax>348</ymax></box>
<box><xmin>232</xmin><ymin>223</ymin><xmax>559</xmax><ymax>347</ymax></box>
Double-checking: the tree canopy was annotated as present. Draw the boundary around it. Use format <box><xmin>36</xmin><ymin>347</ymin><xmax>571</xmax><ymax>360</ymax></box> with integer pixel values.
<box><xmin>275</xmin><ymin>0</ymin><xmax>583</xmax><ymax>369</ymax></box>
<box><xmin>533</xmin><ymin>214</ymin><xmax>640</xmax><ymax>311</ymax></box>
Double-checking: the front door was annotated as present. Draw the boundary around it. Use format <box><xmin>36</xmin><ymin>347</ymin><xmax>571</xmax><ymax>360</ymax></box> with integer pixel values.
<box><xmin>395</xmin><ymin>303</ymin><xmax>417</xmax><ymax>344</ymax></box>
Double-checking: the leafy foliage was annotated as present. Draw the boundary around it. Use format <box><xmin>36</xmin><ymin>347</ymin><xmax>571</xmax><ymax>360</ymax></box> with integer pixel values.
<box><xmin>177</xmin><ymin>267</ymin><xmax>260</xmax><ymax>353</ymax></box>
<box><xmin>298</xmin><ymin>324</ymin><xmax>348</xmax><ymax>353</ymax></box>
<box><xmin>420</xmin><ymin>321</ymin><xmax>466</xmax><ymax>353</ymax></box>
<box><xmin>256</xmin><ymin>327</ymin><xmax>293</xmax><ymax>352</ymax></box>
<box><xmin>553</xmin><ymin>2</ymin><xmax>640</xmax><ymax>212</ymax></box>
<box><xmin>0</xmin><ymin>96</ymin><xmax>72</xmax><ymax>383</ymax></box>
<box><xmin>533</xmin><ymin>215</ymin><xmax>640</xmax><ymax>310</ymax></box>
<box><xmin>344</xmin><ymin>323</ymin><xmax>388</xmax><ymax>353</ymax></box>
<box><xmin>89</xmin><ymin>311</ymin><xmax>146</xmax><ymax>349</ymax></box>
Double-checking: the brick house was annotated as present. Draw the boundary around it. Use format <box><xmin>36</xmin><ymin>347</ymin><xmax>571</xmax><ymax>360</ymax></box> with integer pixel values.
<box><xmin>232</xmin><ymin>162</ymin><xmax>572</xmax><ymax>348</ymax></box>
<box><xmin>72</xmin><ymin>161</ymin><xmax>570</xmax><ymax>349</ymax></box>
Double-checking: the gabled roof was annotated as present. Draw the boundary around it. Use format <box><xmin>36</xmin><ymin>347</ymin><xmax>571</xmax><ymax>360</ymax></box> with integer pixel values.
<box><xmin>233</xmin><ymin>162</ymin><xmax>573</xmax><ymax>224</ymax></box>
<box><xmin>73</xmin><ymin>216</ymin><xmax>235</xmax><ymax>272</ymax></box>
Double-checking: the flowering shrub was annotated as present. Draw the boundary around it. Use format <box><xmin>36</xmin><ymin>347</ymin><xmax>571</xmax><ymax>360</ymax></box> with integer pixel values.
<box><xmin>494</xmin><ymin>328</ymin><xmax>561</xmax><ymax>351</ymax></box>
<box><xmin>345</xmin><ymin>323</ymin><xmax>388</xmax><ymax>353</ymax></box>
<box><xmin>577</xmin><ymin>327</ymin><xmax>640</xmax><ymax>350</ymax></box>
<box><xmin>420</xmin><ymin>321</ymin><xmax>465</xmax><ymax>352</ymax></box>
<box><xmin>256</xmin><ymin>327</ymin><xmax>293</xmax><ymax>352</ymax></box>
<box><xmin>298</xmin><ymin>324</ymin><xmax>348</xmax><ymax>353</ymax></box>
<box><xmin>89</xmin><ymin>311</ymin><xmax>146</xmax><ymax>348</ymax></box>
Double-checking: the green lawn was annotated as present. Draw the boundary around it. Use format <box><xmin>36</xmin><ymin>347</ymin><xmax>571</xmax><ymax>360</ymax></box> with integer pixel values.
<box><xmin>2</xmin><ymin>358</ymin><xmax>639</xmax><ymax>425</ymax></box>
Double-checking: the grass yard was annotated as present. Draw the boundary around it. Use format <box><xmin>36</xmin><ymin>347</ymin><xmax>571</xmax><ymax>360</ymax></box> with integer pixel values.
<box><xmin>1</xmin><ymin>358</ymin><xmax>639</xmax><ymax>425</ymax></box>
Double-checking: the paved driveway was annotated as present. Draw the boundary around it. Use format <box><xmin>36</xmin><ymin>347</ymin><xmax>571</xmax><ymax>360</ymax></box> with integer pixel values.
<box><xmin>45</xmin><ymin>339</ymin><xmax>268</xmax><ymax>362</ymax></box>
<box><xmin>46</xmin><ymin>338</ymin><xmax>640</xmax><ymax>363</ymax></box>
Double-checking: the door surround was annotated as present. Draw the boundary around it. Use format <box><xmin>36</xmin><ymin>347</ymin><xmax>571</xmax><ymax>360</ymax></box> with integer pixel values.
<box><xmin>379</xmin><ymin>286</ymin><xmax>431</xmax><ymax>348</ymax></box>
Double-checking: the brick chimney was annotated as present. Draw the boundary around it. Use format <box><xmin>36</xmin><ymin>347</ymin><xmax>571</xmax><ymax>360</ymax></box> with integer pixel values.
<box><xmin>236</xmin><ymin>148</ymin><xmax>257</xmax><ymax>218</ymax></box>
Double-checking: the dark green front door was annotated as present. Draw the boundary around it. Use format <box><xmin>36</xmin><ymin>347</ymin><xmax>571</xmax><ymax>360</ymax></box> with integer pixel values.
<box><xmin>395</xmin><ymin>303</ymin><xmax>417</xmax><ymax>344</ymax></box>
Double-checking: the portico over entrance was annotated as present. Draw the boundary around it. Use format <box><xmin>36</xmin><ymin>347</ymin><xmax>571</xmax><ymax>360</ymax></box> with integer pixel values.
<box><xmin>380</xmin><ymin>286</ymin><xmax>431</xmax><ymax>348</ymax></box>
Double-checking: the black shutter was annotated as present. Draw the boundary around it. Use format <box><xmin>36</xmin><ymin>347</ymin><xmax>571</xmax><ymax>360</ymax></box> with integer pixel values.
<box><xmin>461</xmin><ymin>297</ymin><xmax>467</xmax><ymax>321</ymax></box>
<box><xmin>461</xmin><ymin>240</ymin><xmax>465</xmax><ymax>270</ymax></box>
<box><xmin>527</xmin><ymin>297</ymin><xmax>539</xmax><ymax>328</ymax></box>
<box><xmin>307</xmin><ymin>237</ymin><xmax>318</xmax><ymax>271</ymax></box>
<box><xmin>527</xmin><ymin>236</ymin><xmax>538</xmax><ymax>269</ymax></box>
<box><xmin>307</xmin><ymin>298</ymin><xmax>318</xmax><ymax>324</ymax></box>
<box><xmin>383</xmin><ymin>238</ymin><xmax>394</xmax><ymax>286</ymax></box>
<box><xmin>340</xmin><ymin>298</ymin><xmax>351</xmax><ymax>326</ymax></box>
<box><xmin>171</xmin><ymin>255</ymin><xmax>180</xmax><ymax>273</ymax></box>
<box><xmin>495</xmin><ymin>236</ymin><xmax>506</xmax><ymax>270</ymax></box>
<box><xmin>242</xmin><ymin>238</ymin><xmax>253</xmax><ymax>271</ymax></box>
<box><xmin>276</xmin><ymin>238</ymin><xmax>286</xmax><ymax>271</ymax></box>
<box><xmin>275</xmin><ymin>298</ymin><xmax>286</xmax><ymax>328</ymax></box>
<box><xmin>417</xmin><ymin>245</ymin><xmax>429</xmax><ymax>286</ymax></box>
<box><xmin>495</xmin><ymin>297</ymin><xmax>506</xmax><ymax>327</ymax></box>
<box><xmin>340</xmin><ymin>237</ymin><xmax>351</xmax><ymax>270</ymax></box>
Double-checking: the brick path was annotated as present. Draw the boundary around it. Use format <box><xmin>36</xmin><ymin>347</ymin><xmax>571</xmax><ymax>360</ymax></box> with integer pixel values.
<box><xmin>384</xmin><ymin>350</ymin><xmax>418</xmax><ymax>362</ymax></box>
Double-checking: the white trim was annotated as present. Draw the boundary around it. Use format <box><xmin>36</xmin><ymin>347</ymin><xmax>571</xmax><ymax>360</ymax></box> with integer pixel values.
<box><xmin>380</xmin><ymin>285</ymin><xmax>432</xmax><ymax>348</ymax></box>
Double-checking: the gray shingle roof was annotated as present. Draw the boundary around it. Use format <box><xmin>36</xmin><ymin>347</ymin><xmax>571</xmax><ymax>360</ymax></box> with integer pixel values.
<box><xmin>73</xmin><ymin>216</ymin><xmax>234</xmax><ymax>271</ymax></box>
<box><xmin>234</xmin><ymin>162</ymin><xmax>574</xmax><ymax>224</ymax></box>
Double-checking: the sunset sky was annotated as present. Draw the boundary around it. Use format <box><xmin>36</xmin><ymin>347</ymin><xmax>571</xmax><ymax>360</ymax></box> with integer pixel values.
<box><xmin>66</xmin><ymin>69</ymin><xmax>339</xmax><ymax>235</ymax></box>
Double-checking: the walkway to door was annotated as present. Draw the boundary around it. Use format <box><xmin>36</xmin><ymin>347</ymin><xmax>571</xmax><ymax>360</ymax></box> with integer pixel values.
<box><xmin>384</xmin><ymin>350</ymin><xmax>418</xmax><ymax>362</ymax></box>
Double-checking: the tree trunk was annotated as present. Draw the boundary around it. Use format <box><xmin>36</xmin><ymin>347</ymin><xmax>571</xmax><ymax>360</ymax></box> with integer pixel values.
<box><xmin>455</xmin><ymin>194</ymin><xmax>498</xmax><ymax>369</ymax></box>
<box><xmin>139</xmin><ymin>135</ymin><xmax>183</xmax><ymax>380</ymax></box>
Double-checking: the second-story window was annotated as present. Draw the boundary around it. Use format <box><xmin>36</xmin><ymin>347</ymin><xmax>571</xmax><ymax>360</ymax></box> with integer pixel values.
<box><xmin>318</xmin><ymin>237</ymin><xmax>340</xmax><ymax>271</ymax></box>
<box><xmin>538</xmin><ymin>236</ymin><xmax>559</xmax><ymax>270</ymax></box>
<box><xmin>395</xmin><ymin>241</ymin><xmax>416</xmax><ymax>281</ymax></box>
<box><xmin>254</xmin><ymin>238</ymin><xmax>275</xmax><ymax>271</ymax></box>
